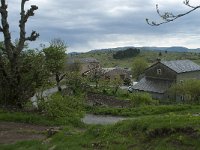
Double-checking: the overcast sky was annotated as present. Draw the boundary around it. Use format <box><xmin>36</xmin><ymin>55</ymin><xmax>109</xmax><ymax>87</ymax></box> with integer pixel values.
<box><xmin>1</xmin><ymin>0</ymin><xmax>200</xmax><ymax>52</ymax></box>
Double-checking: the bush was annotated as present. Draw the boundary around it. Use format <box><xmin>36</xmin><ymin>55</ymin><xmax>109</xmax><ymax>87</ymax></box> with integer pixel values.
<box><xmin>38</xmin><ymin>93</ymin><xmax>85</xmax><ymax>125</ymax></box>
<box><xmin>130</xmin><ymin>93</ymin><xmax>159</xmax><ymax>107</ymax></box>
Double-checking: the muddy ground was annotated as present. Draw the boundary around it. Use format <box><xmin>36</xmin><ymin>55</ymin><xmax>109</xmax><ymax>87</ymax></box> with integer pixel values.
<box><xmin>0</xmin><ymin>122</ymin><xmax>50</xmax><ymax>144</ymax></box>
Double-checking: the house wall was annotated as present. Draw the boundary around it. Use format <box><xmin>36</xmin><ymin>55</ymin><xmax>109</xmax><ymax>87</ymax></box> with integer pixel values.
<box><xmin>151</xmin><ymin>92</ymin><xmax>165</xmax><ymax>100</ymax></box>
<box><xmin>145</xmin><ymin>63</ymin><xmax>176</xmax><ymax>81</ymax></box>
<box><xmin>176</xmin><ymin>71</ymin><xmax>200</xmax><ymax>83</ymax></box>
<box><xmin>104</xmin><ymin>69</ymin><xmax>131</xmax><ymax>80</ymax></box>
<box><xmin>80</xmin><ymin>62</ymin><xmax>100</xmax><ymax>75</ymax></box>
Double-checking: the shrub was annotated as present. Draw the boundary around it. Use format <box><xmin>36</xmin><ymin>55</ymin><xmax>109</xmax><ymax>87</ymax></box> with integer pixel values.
<box><xmin>38</xmin><ymin>93</ymin><xmax>85</xmax><ymax>125</ymax></box>
<box><xmin>130</xmin><ymin>93</ymin><xmax>159</xmax><ymax>107</ymax></box>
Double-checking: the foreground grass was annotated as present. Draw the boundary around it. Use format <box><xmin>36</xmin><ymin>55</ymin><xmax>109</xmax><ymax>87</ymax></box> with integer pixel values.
<box><xmin>86</xmin><ymin>104</ymin><xmax>200</xmax><ymax>117</ymax></box>
<box><xmin>1</xmin><ymin>113</ymin><xmax>200</xmax><ymax>150</ymax></box>
<box><xmin>0</xmin><ymin>109</ymin><xmax>83</xmax><ymax>127</ymax></box>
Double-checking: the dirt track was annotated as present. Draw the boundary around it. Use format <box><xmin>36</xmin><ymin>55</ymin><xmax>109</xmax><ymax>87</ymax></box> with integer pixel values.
<box><xmin>0</xmin><ymin>122</ymin><xmax>49</xmax><ymax>144</ymax></box>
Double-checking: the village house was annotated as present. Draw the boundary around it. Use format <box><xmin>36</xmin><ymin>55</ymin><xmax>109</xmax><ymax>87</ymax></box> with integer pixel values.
<box><xmin>67</xmin><ymin>57</ymin><xmax>101</xmax><ymax>76</ymax></box>
<box><xmin>131</xmin><ymin>60</ymin><xmax>200</xmax><ymax>101</ymax></box>
<box><xmin>78</xmin><ymin>58</ymin><xmax>100</xmax><ymax>76</ymax></box>
<box><xmin>102</xmin><ymin>67</ymin><xmax>132</xmax><ymax>84</ymax></box>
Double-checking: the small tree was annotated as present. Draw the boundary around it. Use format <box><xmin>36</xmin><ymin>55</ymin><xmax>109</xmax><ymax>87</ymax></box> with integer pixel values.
<box><xmin>65</xmin><ymin>72</ymin><xmax>88</xmax><ymax>95</ymax></box>
<box><xmin>170</xmin><ymin>79</ymin><xmax>200</xmax><ymax>103</ymax></box>
<box><xmin>110</xmin><ymin>75</ymin><xmax>123</xmax><ymax>95</ymax></box>
<box><xmin>43</xmin><ymin>38</ymin><xmax>67</xmax><ymax>92</ymax></box>
<box><xmin>87</xmin><ymin>64</ymin><xmax>105</xmax><ymax>88</ymax></box>
<box><xmin>132</xmin><ymin>58</ymin><xmax>148</xmax><ymax>80</ymax></box>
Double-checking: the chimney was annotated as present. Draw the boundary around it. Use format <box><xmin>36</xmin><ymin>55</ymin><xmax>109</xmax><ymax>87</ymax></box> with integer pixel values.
<box><xmin>156</xmin><ymin>58</ymin><xmax>161</xmax><ymax>62</ymax></box>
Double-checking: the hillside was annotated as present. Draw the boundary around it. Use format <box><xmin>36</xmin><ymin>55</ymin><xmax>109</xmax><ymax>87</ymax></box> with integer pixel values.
<box><xmin>72</xmin><ymin>46</ymin><xmax>200</xmax><ymax>54</ymax></box>
<box><xmin>69</xmin><ymin>49</ymin><xmax>200</xmax><ymax>68</ymax></box>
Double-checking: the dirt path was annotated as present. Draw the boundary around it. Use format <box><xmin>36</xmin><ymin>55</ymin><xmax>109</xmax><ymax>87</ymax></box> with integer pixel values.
<box><xmin>0</xmin><ymin>122</ymin><xmax>50</xmax><ymax>144</ymax></box>
<box><xmin>82</xmin><ymin>114</ymin><xmax>129</xmax><ymax>125</ymax></box>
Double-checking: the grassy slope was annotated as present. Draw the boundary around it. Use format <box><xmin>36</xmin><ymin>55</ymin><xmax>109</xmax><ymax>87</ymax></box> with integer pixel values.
<box><xmin>0</xmin><ymin>113</ymin><xmax>200</xmax><ymax>150</ymax></box>
<box><xmin>0</xmin><ymin>104</ymin><xmax>200</xmax><ymax>150</ymax></box>
<box><xmin>1</xmin><ymin>50</ymin><xmax>200</xmax><ymax>149</ymax></box>
<box><xmin>72</xmin><ymin>50</ymin><xmax>200</xmax><ymax>68</ymax></box>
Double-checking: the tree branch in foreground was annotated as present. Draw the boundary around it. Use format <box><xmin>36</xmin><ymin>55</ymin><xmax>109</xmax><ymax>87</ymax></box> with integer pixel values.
<box><xmin>146</xmin><ymin>0</ymin><xmax>200</xmax><ymax>26</ymax></box>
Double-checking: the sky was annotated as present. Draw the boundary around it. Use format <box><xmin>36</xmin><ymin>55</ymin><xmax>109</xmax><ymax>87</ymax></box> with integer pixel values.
<box><xmin>1</xmin><ymin>0</ymin><xmax>200</xmax><ymax>52</ymax></box>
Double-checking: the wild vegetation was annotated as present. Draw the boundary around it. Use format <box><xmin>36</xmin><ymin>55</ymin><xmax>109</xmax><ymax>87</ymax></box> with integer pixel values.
<box><xmin>71</xmin><ymin>49</ymin><xmax>200</xmax><ymax>68</ymax></box>
<box><xmin>0</xmin><ymin>0</ymin><xmax>200</xmax><ymax>149</ymax></box>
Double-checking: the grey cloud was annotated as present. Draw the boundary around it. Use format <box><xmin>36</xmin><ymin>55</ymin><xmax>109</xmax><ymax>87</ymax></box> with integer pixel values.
<box><xmin>2</xmin><ymin>0</ymin><xmax>200</xmax><ymax>52</ymax></box>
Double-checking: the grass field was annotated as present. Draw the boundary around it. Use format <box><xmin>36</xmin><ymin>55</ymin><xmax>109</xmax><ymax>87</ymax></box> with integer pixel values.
<box><xmin>71</xmin><ymin>50</ymin><xmax>200</xmax><ymax>68</ymax></box>
<box><xmin>0</xmin><ymin>103</ymin><xmax>200</xmax><ymax>150</ymax></box>
<box><xmin>0</xmin><ymin>109</ymin><xmax>200</xmax><ymax>150</ymax></box>
<box><xmin>1</xmin><ymin>50</ymin><xmax>200</xmax><ymax>149</ymax></box>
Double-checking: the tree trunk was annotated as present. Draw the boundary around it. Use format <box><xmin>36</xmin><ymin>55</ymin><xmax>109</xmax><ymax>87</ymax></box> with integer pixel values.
<box><xmin>0</xmin><ymin>0</ymin><xmax>39</xmax><ymax>109</ymax></box>
<box><xmin>56</xmin><ymin>73</ymin><xmax>62</xmax><ymax>92</ymax></box>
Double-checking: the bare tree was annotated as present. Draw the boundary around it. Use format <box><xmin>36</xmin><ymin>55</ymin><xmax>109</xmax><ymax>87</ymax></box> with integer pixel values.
<box><xmin>146</xmin><ymin>0</ymin><xmax>200</xmax><ymax>26</ymax></box>
<box><xmin>0</xmin><ymin>0</ymin><xmax>39</xmax><ymax>108</ymax></box>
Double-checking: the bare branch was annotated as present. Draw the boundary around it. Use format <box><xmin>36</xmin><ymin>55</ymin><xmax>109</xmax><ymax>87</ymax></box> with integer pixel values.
<box><xmin>183</xmin><ymin>0</ymin><xmax>196</xmax><ymax>8</ymax></box>
<box><xmin>0</xmin><ymin>26</ymin><xmax>3</xmax><ymax>32</ymax></box>
<box><xmin>25</xmin><ymin>30</ymin><xmax>39</xmax><ymax>41</ymax></box>
<box><xmin>18</xmin><ymin>0</ymin><xmax>38</xmax><ymax>52</ymax></box>
<box><xmin>0</xmin><ymin>0</ymin><xmax>14</xmax><ymax>59</ymax></box>
<box><xmin>146</xmin><ymin>1</ymin><xmax>200</xmax><ymax>26</ymax></box>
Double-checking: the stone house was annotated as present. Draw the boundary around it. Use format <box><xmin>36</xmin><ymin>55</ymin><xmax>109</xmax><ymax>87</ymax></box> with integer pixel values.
<box><xmin>67</xmin><ymin>57</ymin><xmax>100</xmax><ymax>76</ymax></box>
<box><xmin>102</xmin><ymin>67</ymin><xmax>132</xmax><ymax>82</ymax></box>
<box><xmin>132</xmin><ymin>60</ymin><xmax>200</xmax><ymax>101</ymax></box>
<box><xmin>79</xmin><ymin>58</ymin><xmax>100</xmax><ymax>76</ymax></box>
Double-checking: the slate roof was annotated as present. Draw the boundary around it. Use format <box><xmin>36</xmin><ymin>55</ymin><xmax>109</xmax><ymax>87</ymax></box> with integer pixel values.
<box><xmin>132</xmin><ymin>77</ymin><xmax>172</xmax><ymax>94</ymax></box>
<box><xmin>102</xmin><ymin>67</ymin><xmax>131</xmax><ymax>74</ymax></box>
<box><xmin>161</xmin><ymin>60</ymin><xmax>200</xmax><ymax>73</ymax></box>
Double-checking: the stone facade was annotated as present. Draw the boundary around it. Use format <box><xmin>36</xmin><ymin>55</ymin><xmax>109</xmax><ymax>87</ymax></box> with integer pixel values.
<box><xmin>132</xmin><ymin>60</ymin><xmax>200</xmax><ymax>101</ymax></box>
<box><xmin>102</xmin><ymin>67</ymin><xmax>131</xmax><ymax>81</ymax></box>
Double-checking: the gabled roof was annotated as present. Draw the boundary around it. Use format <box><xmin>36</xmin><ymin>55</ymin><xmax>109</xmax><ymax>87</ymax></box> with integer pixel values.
<box><xmin>160</xmin><ymin>60</ymin><xmax>200</xmax><ymax>73</ymax></box>
<box><xmin>132</xmin><ymin>77</ymin><xmax>172</xmax><ymax>94</ymax></box>
<box><xmin>102</xmin><ymin>67</ymin><xmax>131</xmax><ymax>74</ymax></box>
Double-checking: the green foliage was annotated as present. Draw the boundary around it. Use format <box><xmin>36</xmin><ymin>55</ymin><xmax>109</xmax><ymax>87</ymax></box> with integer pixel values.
<box><xmin>65</xmin><ymin>72</ymin><xmax>90</xmax><ymax>95</ymax></box>
<box><xmin>0</xmin><ymin>1</ymin><xmax>40</xmax><ymax>108</ymax></box>
<box><xmin>113</xmin><ymin>48</ymin><xmax>140</xmax><ymax>59</ymax></box>
<box><xmin>43</xmin><ymin>39</ymin><xmax>67</xmax><ymax>74</ymax></box>
<box><xmin>86</xmin><ymin>104</ymin><xmax>200</xmax><ymax>117</ymax></box>
<box><xmin>0</xmin><ymin>49</ymin><xmax>49</xmax><ymax>107</ymax></box>
<box><xmin>1</xmin><ymin>105</ymin><xmax>200</xmax><ymax>149</ymax></box>
<box><xmin>132</xmin><ymin>58</ymin><xmax>148</xmax><ymax>80</ymax></box>
<box><xmin>0</xmin><ymin>109</ymin><xmax>63</xmax><ymax>126</ymax></box>
<box><xmin>130</xmin><ymin>93</ymin><xmax>159</xmax><ymax>107</ymax></box>
<box><xmin>170</xmin><ymin>79</ymin><xmax>200</xmax><ymax>103</ymax></box>
<box><xmin>1</xmin><ymin>113</ymin><xmax>200</xmax><ymax>150</ymax></box>
<box><xmin>43</xmin><ymin>38</ymin><xmax>67</xmax><ymax>91</ymax></box>
<box><xmin>123</xmin><ymin>77</ymin><xmax>131</xmax><ymax>85</ymax></box>
<box><xmin>110</xmin><ymin>75</ymin><xmax>124</xmax><ymax>95</ymax></box>
<box><xmin>38</xmin><ymin>93</ymin><xmax>85</xmax><ymax>125</ymax></box>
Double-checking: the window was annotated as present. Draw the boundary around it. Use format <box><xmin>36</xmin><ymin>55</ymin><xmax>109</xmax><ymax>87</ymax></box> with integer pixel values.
<box><xmin>157</xmin><ymin>69</ymin><xmax>162</xmax><ymax>75</ymax></box>
<box><xmin>180</xmin><ymin>95</ymin><xmax>184</xmax><ymax>101</ymax></box>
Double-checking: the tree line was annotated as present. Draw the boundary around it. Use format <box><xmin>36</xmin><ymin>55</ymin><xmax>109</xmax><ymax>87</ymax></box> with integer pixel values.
<box><xmin>113</xmin><ymin>48</ymin><xmax>140</xmax><ymax>59</ymax></box>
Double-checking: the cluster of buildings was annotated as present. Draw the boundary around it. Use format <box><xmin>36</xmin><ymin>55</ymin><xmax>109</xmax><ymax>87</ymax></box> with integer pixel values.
<box><xmin>69</xmin><ymin>57</ymin><xmax>200</xmax><ymax>101</ymax></box>
<box><xmin>68</xmin><ymin>57</ymin><xmax>132</xmax><ymax>83</ymax></box>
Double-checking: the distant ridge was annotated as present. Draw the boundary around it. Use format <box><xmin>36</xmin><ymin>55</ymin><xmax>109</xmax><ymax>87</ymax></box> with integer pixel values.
<box><xmin>89</xmin><ymin>46</ymin><xmax>200</xmax><ymax>53</ymax></box>
<box><xmin>69</xmin><ymin>46</ymin><xmax>200</xmax><ymax>54</ymax></box>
